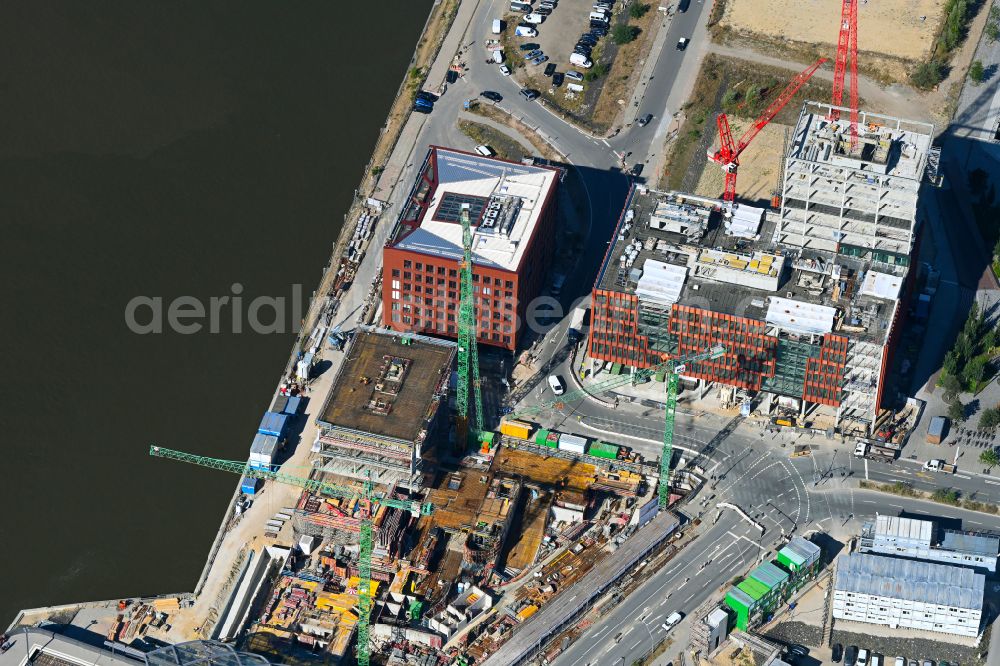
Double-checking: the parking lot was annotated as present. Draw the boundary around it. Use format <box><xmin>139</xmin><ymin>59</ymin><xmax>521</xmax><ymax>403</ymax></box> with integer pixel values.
<box><xmin>501</xmin><ymin>0</ymin><xmax>617</xmax><ymax>94</ymax></box>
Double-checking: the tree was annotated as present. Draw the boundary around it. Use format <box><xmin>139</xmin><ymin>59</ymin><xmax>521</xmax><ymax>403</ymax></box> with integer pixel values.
<box><xmin>964</xmin><ymin>354</ymin><xmax>988</xmax><ymax>386</ymax></box>
<box><xmin>989</xmin><ymin>21</ymin><xmax>1000</xmax><ymax>44</ymax></box>
<box><xmin>940</xmin><ymin>371</ymin><xmax>964</xmax><ymax>400</ymax></box>
<box><xmin>980</xmin><ymin>449</ymin><xmax>1000</xmax><ymax>467</ymax></box>
<box><xmin>943</xmin><ymin>350</ymin><xmax>963</xmax><ymax>379</ymax></box>
<box><xmin>970</xmin><ymin>60</ymin><xmax>986</xmax><ymax>83</ymax></box>
<box><xmin>612</xmin><ymin>24</ymin><xmax>640</xmax><ymax>44</ymax></box>
<box><xmin>980</xmin><ymin>407</ymin><xmax>1000</xmax><ymax>430</ymax></box>
<box><xmin>948</xmin><ymin>399</ymin><xmax>967</xmax><ymax>422</ymax></box>
<box><xmin>911</xmin><ymin>60</ymin><xmax>946</xmax><ymax>89</ymax></box>
<box><xmin>629</xmin><ymin>2</ymin><xmax>651</xmax><ymax>19</ymax></box>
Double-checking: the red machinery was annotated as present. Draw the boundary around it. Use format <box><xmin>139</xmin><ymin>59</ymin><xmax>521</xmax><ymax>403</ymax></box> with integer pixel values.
<box><xmin>708</xmin><ymin>58</ymin><xmax>827</xmax><ymax>203</ymax></box>
<box><xmin>831</xmin><ymin>0</ymin><xmax>860</xmax><ymax>150</ymax></box>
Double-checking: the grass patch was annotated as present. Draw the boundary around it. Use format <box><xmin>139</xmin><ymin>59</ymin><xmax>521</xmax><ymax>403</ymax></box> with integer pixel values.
<box><xmin>457</xmin><ymin>119</ymin><xmax>531</xmax><ymax>162</ymax></box>
<box><xmin>659</xmin><ymin>53</ymin><xmax>838</xmax><ymax>192</ymax></box>
<box><xmin>860</xmin><ymin>480</ymin><xmax>1000</xmax><ymax>514</ymax></box>
<box><xmin>467</xmin><ymin>104</ymin><xmax>561</xmax><ymax>160</ymax></box>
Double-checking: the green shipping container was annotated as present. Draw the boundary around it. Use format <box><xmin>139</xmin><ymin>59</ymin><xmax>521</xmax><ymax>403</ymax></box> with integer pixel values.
<box><xmin>737</xmin><ymin>578</ymin><xmax>771</xmax><ymax>601</ymax></box>
<box><xmin>589</xmin><ymin>442</ymin><xmax>619</xmax><ymax>459</ymax></box>
<box><xmin>535</xmin><ymin>429</ymin><xmax>551</xmax><ymax>446</ymax></box>
<box><xmin>725</xmin><ymin>587</ymin><xmax>755</xmax><ymax>631</ymax></box>
<box><xmin>544</xmin><ymin>433</ymin><xmax>560</xmax><ymax>448</ymax></box>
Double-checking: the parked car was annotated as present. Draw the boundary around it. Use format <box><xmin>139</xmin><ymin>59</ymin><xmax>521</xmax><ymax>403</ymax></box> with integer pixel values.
<box><xmin>535</xmin><ymin>7</ymin><xmax>552</xmax><ymax>15</ymax></box>
<box><xmin>894</xmin><ymin>658</ymin><xmax>905</xmax><ymax>666</ymax></box>
<box><xmin>548</xmin><ymin>375</ymin><xmax>566</xmax><ymax>395</ymax></box>
<box><xmin>416</xmin><ymin>91</ymin><xmax>437</xmax><ymax>103</ymax></box>
<box><xmin>523</xmin><ymin>12</ymin><xmax>545</xmax><ymax>23</ymax></box>
<box><xmin>590</xmin><ymin>19</ymin><xmax>609</xmax><ymax>28</ymax></box>
<box><xmin>481</xmin><ymin>90</ymin><xmax>503</xmax><ymax>102</ymax></box>
<box><xmin>412</xmin><ymin>104</ymin><xmax>432</xmax><ymax>114</ymax></box>
<box><xmin>526</xmin><ymin>49</ymin><xmax>543</xmax><ymax>59</ymax></box>
<box><xmin>499</xmin><ymin>63</ymin><xmax>511</xmax><ymax>76</ymax></box>
<box><xmin>678</xmin><ymin>0</ymin><xmax>690</xmax><ymax>10</ymax></box>
<box><xmin>544</xmin><ymin>62</ymin><xmax>557</xmax><ymax>76</ymax></box>
<box><xmin>844</xmin><ymin>646</ymin><xmax>859</xmax><ymax>666</ymax></box>
<box><xmin>475</xmin><ymin>145</ymin><xmax>494</xmax><ymax>157</ymax></box>
<box><xmin>638</xmin><ymin>113</ymin><xmax>653</xmax><ymax>127</ymax></box>
<box><xmin>832</xmin><ymin>645</ymin><xmax>844</xmax><ymax>664</ymax></box>
<box><xmin>578</xmin><ymin>35</ymin><xmax>598</xmax><ymax>46</ymax></box>
<box><xmin>565</xmin><ymin>70</ymin><xmax>584</xmax><ymax>81</ymax></box>
<box><xmin>414</xmin><ymin>96</ymin><xmax>433</xmax><ymax>109</ymax></box>
<box><xmin>857</xmin><ymin>649</ymin><xmax>870</xmax><ymax>666</ymax></box>
<box><xmin>514</xmin><ymin>26</ymin><xmax>538</xmax><ymax>37</ymax></box>
<box><xmin>676</xmin><ymin>37</ymin><xmax>689</xmax><ymax>50</ymax></box>
<box><xmin>788</xmin><ymin>646</ymin><xmax>808</xmax><ymax>658</ymax></box>
<box><xmin>519</xmin><ymin>42</ymin><xmax>541</xmax><ymax>51</ymax></box>
<box><xmin>574</xmin><ymin>46</ymin><xmax>592</xmax><ymax>56</ymax></box>
<box><xmin>530</xmin><ymin>55</ymin><xmax>549</xmax><ymax>65</ymax></box>
<box><xmin>539</xmin><ymin>0</ymin><xmax>556</xmax><ymax>8</ymax></box>
<box><xmin>629</xmin><ymin>163</ymin><xmax>644</xmax><ymax>176</ymax></box>
<box><xmin>552</xmin><ymin>72</ymin><xmax>564</xmax><ymax>87</ymax></box>
<box><xmin>907</xmin><ymin>661</ymin><xmax>917</xmax><ymax>666</ymax></box>
<box><xmin>520</xmin><ymin>88</ymin><xmax>540</xmax><ymax>100</ymax></box>
<box><xmin>871</xmin><ymin>654</ymin><xmax>882</xmax><ymax>666</ymax></box>
<box><xmin>590</xmin><ymin>26</ymin><xmax>608</xmax><ymax>36</ymax></box>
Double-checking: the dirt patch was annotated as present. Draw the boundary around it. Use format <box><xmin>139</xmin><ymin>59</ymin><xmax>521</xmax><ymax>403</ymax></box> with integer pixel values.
<box><xmin>720</xmin><ymin>0</ymin><xmax>943</xmax><ymax>62</ymax></box>
<box><xmin>694</xmin><ymin>120</ymin><xmax>788</xmax><ymax>204</ymax></box>
<box><xmin>658</xmin><ymin>53</ymin><xmax>837</xmax><ymax>193</ymax></box>
<box><xmin>457</xmin><ymin>119</ymin><xmax>532</xmax><ymax>161</ymax></box>
<box><xmin>468</xmin><ymin>103</ymin><xmax>563</xmax><ymax>161</ymax></box>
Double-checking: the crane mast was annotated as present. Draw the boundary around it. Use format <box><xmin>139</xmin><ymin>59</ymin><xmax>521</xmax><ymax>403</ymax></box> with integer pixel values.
<box><xmin>149</xmin><ymin>446</ymin><xmax>432</xmax><ymax>666</ymax></box>
<box><xmin>456</xmin><ymin>203</ymin><xmax>485</xmax><ymax>448</ymax></box>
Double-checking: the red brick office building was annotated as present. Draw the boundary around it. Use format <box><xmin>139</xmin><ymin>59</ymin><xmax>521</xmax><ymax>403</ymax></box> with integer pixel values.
<box><xmin>382</xmin><ymin>146</ymin><xmax>560</xmax><ymax>351</ymax></box>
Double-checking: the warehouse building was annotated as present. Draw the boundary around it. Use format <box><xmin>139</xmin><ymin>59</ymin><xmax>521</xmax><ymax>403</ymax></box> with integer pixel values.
<box><xmin>382</xmin><ymin>146</ymin><xmax>560</xmax><ymax>351</ymax></box>
<box><xmin>833</xmin><ymin>553</ymin><xmax>984</xmax><ymax>638</ymax></box>
<box><xmin>586</xmin><ymin>104</ymin><xmax>934</xmax><ymax>435</ymax></box>
<box><xmin>313</xmin><ymin>327</ymin><xmax>455</xmax><ymax>491</ymax></box>
<box><xmin>859</xmin><ymin>515</ymin><xmax>999</xmax><ymax>572</ymax></box>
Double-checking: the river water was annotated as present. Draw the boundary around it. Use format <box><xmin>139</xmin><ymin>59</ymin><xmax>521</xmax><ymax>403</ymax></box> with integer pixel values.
<box><xmin>0</xmin><ymin>1</ymin><xmax>432</xmax><ymax>624</ymax></box>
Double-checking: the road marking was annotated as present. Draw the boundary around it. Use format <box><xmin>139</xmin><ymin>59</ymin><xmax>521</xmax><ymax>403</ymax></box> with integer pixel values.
<box><xmin>986</xmin><ymin>480</ymin><xmax>1000</xmax><ymax>485</ymax></box>
<box><xmin>969</xmin><ymin>520</ymin><xmax>984</xmax><ymax>525</ymax></box>
<box><xmin>676</xmin><ymin>580</ymin><xmax>688</xmax><ymax>590</ymax></box>
<box><xmin>955</xmin><ymin>474</ymin><xmax>971</xmax><ymax>479</ymax></box>
<box><xmin>889</xmin><ymin>504</ymin><xmax>904</xmax><ymax>509</ymax></box>
<box><xmin>632</xmin><ymin>641</ymin><xmax>643</xmax><ymax>650</ymax></box>
<box><xmin>593</xmin><ymin>626</ymin><xmax>610</xmax><ymax>637</ymax></box>
<box><xmin>685</xmin><ymin>592</ymin><xmax>696</xmax><ymax>603</ymax></box>
<box><xmin>602</xmin><ymin>139</ymin><xmax>610</xmax><ymax>147</ymax></box>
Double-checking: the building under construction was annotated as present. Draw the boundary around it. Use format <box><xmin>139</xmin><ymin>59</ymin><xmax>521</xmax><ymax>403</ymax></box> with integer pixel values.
<box><xmin>587</xmin><ymin>103</ymin><xmax>934</xmax><ymax>435</ymax></box>
<box><xmin>313</xmin><ymin>327</ymin><xmax>456</xmax><ymax>491</ymax></box>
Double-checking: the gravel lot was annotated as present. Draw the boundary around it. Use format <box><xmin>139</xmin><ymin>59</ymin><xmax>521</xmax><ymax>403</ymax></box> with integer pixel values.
<box><xmin>830</xmin><ymin>628</ymin><xmax>984</xmax><ymax>666</ymax></box>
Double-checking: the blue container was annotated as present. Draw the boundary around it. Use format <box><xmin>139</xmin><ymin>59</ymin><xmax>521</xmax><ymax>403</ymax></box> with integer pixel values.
<box><xmin>241</xmin><ymin>476</ymin><xmax>262</xmax><ymax>495</ymax></box>
<box><xmin>283</xmin><ymin>396</ymin><xmax>303</xmax><ymax>416</ymax></box>
<box><xmin>258</xmin><ymin>411</ymin><xmax>290</xmax><ymax>438</ymax></box>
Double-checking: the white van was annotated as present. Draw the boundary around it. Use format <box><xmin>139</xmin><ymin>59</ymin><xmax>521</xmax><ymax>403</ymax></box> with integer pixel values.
<box><xmin>661</xmin><ymin>611</ymin><xmax>683</xmax><ymax>632</ymax></box>
<box><xmin>547</xmin><ymin>375</ymin><xmax>566</xmax><ymax>396</ymax></box>
<box><xmin>492</xmin><ymin>19</ymin><xmax>502</xmax><ymax>34</ymax></box>
<box><xmin>492</xmin><ymin>49</ymin><xmax>504</xmax><ymax>63</ymax></box>
<box><xmin>523</xmin><ymin>12</ymin><xmax>545</xmax><ymax>23</ymax></box>
<box><xmin>589</xmin><ymin>10</ymin><xmax>610</xmax><ymax>20</ymax></box>
<box><xmin>857</xmin><ymin>649</ymin><xmax>870</xmax><ymax>666</ymax></box>
<box><xmin>566</xmin><ymin>82</ymin><xmax>584</xmax><ymax>93</ymax></box>
<box><xmin>514</xmin><ymin>26</ymin><xmax>538</xmax><ymax>37</ymax></box>
<box><xmin>569</xmin><ymin>53</ymin><xmax>593</xmax><ymax>68</ymax></box>
<box><xmin>475</xmin><ymin>145</ymin><xmax>495</xmax><ymax>157</ymax></box>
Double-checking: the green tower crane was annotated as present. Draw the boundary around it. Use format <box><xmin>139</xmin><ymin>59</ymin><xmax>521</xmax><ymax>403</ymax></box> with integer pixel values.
<box><xmin>149</xmin><ymin>446</ymin><xmax>433</xmax><ymax>666</ymax></box>
<box><xmin>455</xmin><ymin>203</ymin><xmax>485</xmax><ymax>448</ymax></box>
<box><xmin>510</xmin><ymin>344</ymin><xmax>725</xmax><ymax>509</ymax></box>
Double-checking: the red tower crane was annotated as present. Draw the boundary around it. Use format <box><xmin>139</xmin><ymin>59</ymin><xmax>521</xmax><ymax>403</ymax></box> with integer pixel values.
<box><xmin>708</xmin><ymin>57</ymin><xmax>827</xmax><ymax>203</ymax></box>
<box><xmin>831</xmin><ymin>0</ymin><xmax>860</xmax><ymax>150</ymax></box>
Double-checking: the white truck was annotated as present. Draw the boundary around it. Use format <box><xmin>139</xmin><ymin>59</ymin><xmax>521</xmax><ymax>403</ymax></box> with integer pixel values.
<box><xmin>853</xmin><ymin>441</ymin><xmax>898</xmax><ymax>463</ymax></box>
<box><xmin>569</xmin><ymin>53</ymin><xmax>592</xmax><ymax>68</ymax></box>
<box><xmin>923</xmin><ymin>459</ymin><xmax>957</xmax><ymax>473</ymax></box>
<box><xmin>492</xmin><ymin>18</ymin><xmax>502</xmax><ymax>34</ymax></box>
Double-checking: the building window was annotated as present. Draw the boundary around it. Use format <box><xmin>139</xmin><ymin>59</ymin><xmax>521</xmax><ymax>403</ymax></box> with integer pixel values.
<box><xmin>403</xmin><ymin>260</ymin><xmax>412</xmax><ymax>268</ymax></box>
<box><xmin>425</xmin><ymin>264</ymin><xmax>434</xmax><ymax>272</ymax></box>
<box><xmin>391</xmin><ymin>269</ymin><xmax>400</xmax><ymax>277</ymax></box>
<box><xmin>505</xmin><ymin>280</ymin><xmax>514</xmax><ymax>289</ymax></box>
<box><xmin>416</xmin><ymin>262</ymin><xmax>423</xmax><ymax>270</ymax></box>
<box><xmin>392</xmin><ymin>290</ymin><xmax>400</xmax><ymax>300</ymax></box>
<box><xmin>404</xmin><ymin>271</ymin><xmax>412</xmax><ymax>280</ymax></box>
<box><xmin>449</xmin><ymin>269</ymin><xmax>457</xmax><ymax>277</ymax></box>
<box><xmin>503</xmin><ymin>335</ymin><xmax>511</xmax><ymax>344</ymax></box>
<box><xmin>392</xmin><ymin>313</ymin><xmax>400</xmax><ymax>323</ymax></box>
<box><xmin>483</xmin><ymin>287</ymin><xmax>491</xmax><ymax>296</ymax></box>
<box><xmin>438</xmin><ymin>266</ymin><xmax>446</xmax><ymax>275</ymax></box>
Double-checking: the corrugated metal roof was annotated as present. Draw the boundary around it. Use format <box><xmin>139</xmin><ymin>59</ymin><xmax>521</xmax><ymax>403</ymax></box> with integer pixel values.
<box><xmin>941</xmin><ymin>530</ymin><xmax>1000</xmax><ymax>556</ymax></box>
<box><xmin>726</xmin><ymin>587</ymin><xmax>755</xmax><ymax>609</ymax></box>
<box><xmin>875</xmin><ymin>515</ymin><xmax>933</xmax><ymax>545</ymax></box>
<box><xmin>780</xmin><ymin>536</ymin><xmax>820</xmax><ymax>566</ymax></box>
<box><xmin>834</xmin><ymin>553</ymin><xmax>985</xmax><ymax>611</ymax></box>
<box><xmin>738</xmin><ymin>578</ymin><xmax>771</xmax><ymax>600</ymax></box>
<box><xmin>750</xmin><ymin>561</ymin><xmax>789</xmax><ymax>589</ymax></box>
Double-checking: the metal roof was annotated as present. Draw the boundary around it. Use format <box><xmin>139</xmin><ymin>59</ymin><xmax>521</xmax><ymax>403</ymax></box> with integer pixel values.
<box><xmin>941</xmin><ymin>530</ymin><xmax>1000</xmax><ymax>557</ymax></box>
<box><xmin>835</xmin><ymin>553</ymin><xmax>985</xmax><ymax>610</ymax></box>
<box><xmin>874</xmin><ymin>515</ymin><xmax>933</xmax><ymax>545</ymax></box>
<box><xmin>726</xmin><ymin>586</ymin><xmax>756</xmax><ymax>608</ymax></box>
<box><xmin>738</xmin><ymin>578</ymin><xmax>771</xmax><ymax>600</ymax></box>
<box><xmin>780</xmin><ymin>536</ymin><xmax>820</xmax><ymax>566</ymax></box>
<box><xmin>146</xmin><ymin>641</ymin><xmax>281</xmax><ymax>666</ymax></box>
<box><xmin>751</xmin><ymin>561</ymin><xmax>790</xmax><ymax>589</ymax></box>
